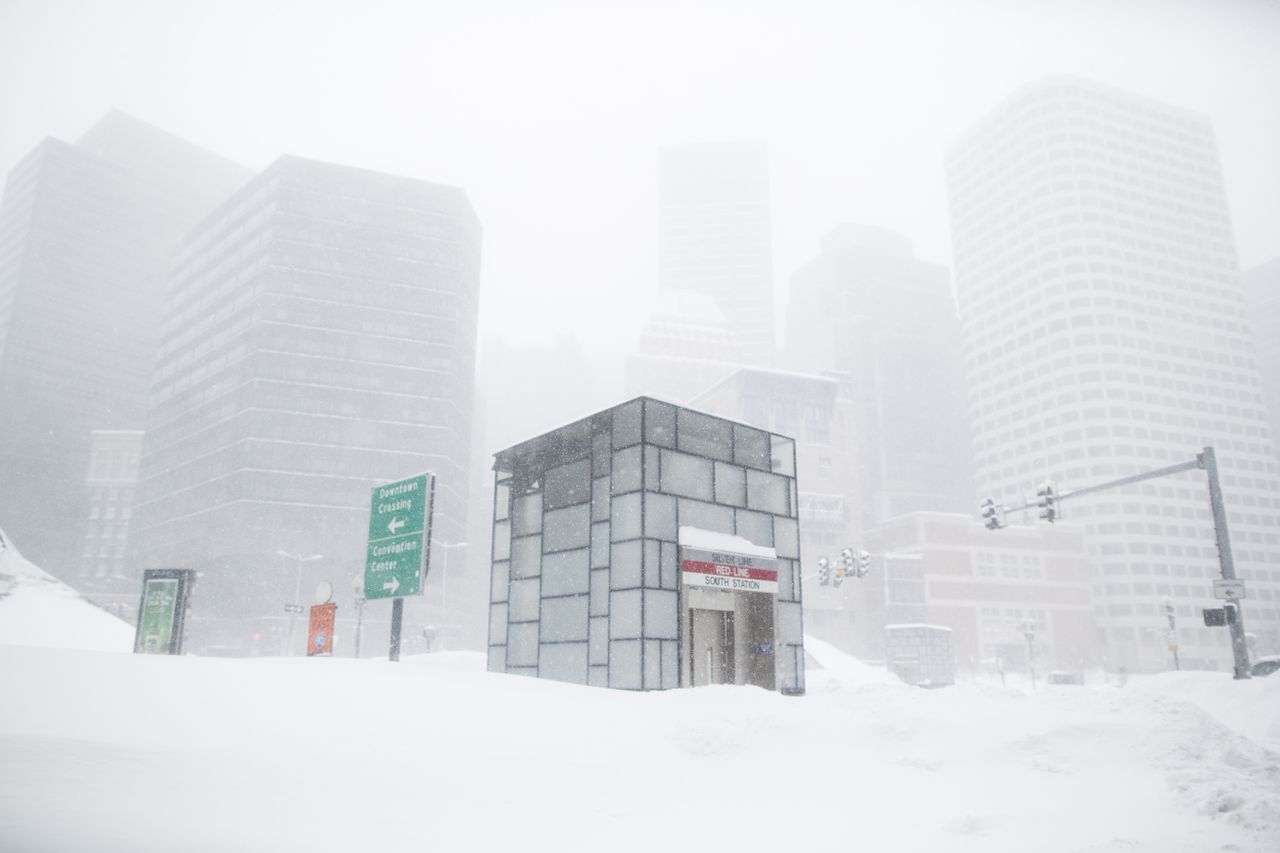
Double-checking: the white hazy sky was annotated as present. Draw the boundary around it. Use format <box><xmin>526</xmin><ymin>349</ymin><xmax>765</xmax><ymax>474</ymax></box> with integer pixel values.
<box><xmin>2</xmin><ymin>0</ymin><xmax>1277</xmax><ymax>358</ymax></box>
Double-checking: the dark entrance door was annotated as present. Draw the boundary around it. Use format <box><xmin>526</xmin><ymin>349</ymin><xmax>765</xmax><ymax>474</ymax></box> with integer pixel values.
<box><xmin>690</xmin><ymin>608</ymin><xmax>735</xmax><ymax>685</ymax></box>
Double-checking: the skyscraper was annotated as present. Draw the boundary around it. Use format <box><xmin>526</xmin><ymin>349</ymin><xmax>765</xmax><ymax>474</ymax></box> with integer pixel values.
<box><xmin>785</xmin><ymin>224</ymin><xmax>974</xmax><ymax>531</ymax></box>
<box><xmin>0</xmin><ymin>112</ymin><xmax>250</xmax><ymax>576</ymax></box>
<box><xmin>659</xmin><ymin>141</ymin><xmax>774</xmax><ymax>361</ymax></box>
<box><xmin>129</xmin><ymin>156</ymin><xmax>482</xmax><ymax>653</ymax></box>
<box><xmin>947</xmin><ymin>77</ymin><xmax>1280</xmax><ymax>670</ymax></box>
<box><xmin>1244</xmin><ymin>258</ymin><xmax>1280</xmax><ymax>443</ymax></box>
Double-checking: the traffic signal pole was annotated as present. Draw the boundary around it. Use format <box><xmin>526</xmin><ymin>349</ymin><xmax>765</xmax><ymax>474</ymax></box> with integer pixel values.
<box><xmin>1199</xmin><ymin>447</ymin><xmax>1251</xmax><ymax>679</ymax></box>
<box><xmin>981</xmin><ymin>446</ymin><xmax>1251</xmax><ymax>679</ymax></box>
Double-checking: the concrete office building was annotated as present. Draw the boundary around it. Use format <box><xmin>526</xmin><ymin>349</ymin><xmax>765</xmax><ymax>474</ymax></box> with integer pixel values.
<box><xmin>690</xmin><ymin>367</ymin><xmax>863</xmax><ymax>650</ymax></box>
<box><xmin>0</xmin><ymin>112</ymin><xmax>250</xmax><ymax>576</ymax></box>
<box><xmin>947</xmin><ymin>77</ymin><xmax>1280</xmax><ymax>669</ymax></box>
<box><xmin>785</xmin><ymin>225</ymin><xmax>974</xmax><ymax>529</ymax></box>
<box><xmin>130</xmin><ymin>156</ymin><xmax>481</xmax><ymax>654</ymax></box>
<box><xmin>76</xmin><ymin>430</ymin><xmax>145</xmax><ymax>620</ymax></box>
<box><xmin>857</xmin><ymin>512</ymin><xmax>1101</xmax><ymax>676</ymax></box>
<box><xmin>659</xmin><ymin>142</ymin><xmax>775</xmax><ymax>362</ymax></box>
<box><xmin>487</xmin><ymin>398</ymin><xmax>806</xmax><ymax>693</ymax></box>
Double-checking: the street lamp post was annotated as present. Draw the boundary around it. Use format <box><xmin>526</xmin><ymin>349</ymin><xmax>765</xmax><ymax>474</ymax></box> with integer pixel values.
<box><xmin>277</xmin><ymin>550</ymin><xmax>322</xmax><ymax>655</ymax></box>
<box><xmin>435</xmin><ymin>541</ymin><xmax>468</xmax><ymax>649</ymax></box>
<box><xmin>1020</xmin><ymin>617</ymin><xmax>1037</xmax><ymax>690</ymax></box>
<box><xmin>351</xmin><ymin>573</ymin><xmax>365</xmax><ymax>659</ymax></box>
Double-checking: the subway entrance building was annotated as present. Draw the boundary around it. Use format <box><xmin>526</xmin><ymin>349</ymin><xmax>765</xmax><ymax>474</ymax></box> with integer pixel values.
<box><xmin>486</xmin><ymin>398</ymin><xmax>806</xmax><ymax>694</ymax></box>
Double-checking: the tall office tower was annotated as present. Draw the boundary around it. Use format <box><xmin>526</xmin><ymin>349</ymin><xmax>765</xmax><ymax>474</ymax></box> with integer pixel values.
<box><xmin>947</xmin><ymin>77</ymin><xmax>1280</xmax><ymax>670</ymax></box>
<box><xmin>129</xmin><ymin>156</ymin><xmax>482</xmax><ymax>653</ymax></box>
<box><xmin>785</xmin><ymin>224</ymin><xmax>975</xmax><ymax>531</ymax></box>
<box><xmin>0</xmin><ymin>112</ymin><xmax>250</xmax><ymax>577</ymax></box>
<box><xmin>659</xmin><ymin>141</ymin><xmax>775</xmax><ymax>362</ymax></box>
<box><xmin>1245</xmin><ymin>259</ymin><xmax>1280</xmax><ymax>443</ymax></box>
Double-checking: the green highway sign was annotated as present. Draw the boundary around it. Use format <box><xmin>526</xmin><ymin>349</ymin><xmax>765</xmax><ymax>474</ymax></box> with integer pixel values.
<box><xmin>365</xmin><ymin>473</ymin><xmax>434</xmax><ymax>600</ymax></box>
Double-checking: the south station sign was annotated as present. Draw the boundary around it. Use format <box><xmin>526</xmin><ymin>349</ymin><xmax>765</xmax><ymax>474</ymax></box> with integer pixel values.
<box><xmin>680</xmin><ymin>547</ymin><xmax>780</xmax><ymax>595</ymax></box>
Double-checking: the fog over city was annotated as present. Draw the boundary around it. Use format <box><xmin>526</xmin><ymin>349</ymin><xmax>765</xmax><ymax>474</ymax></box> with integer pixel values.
<box><xmin>2</xmin><ymin>3</ymin><xmax>1280</xmax><ymax>850</ymax></box>
<box><xmin>4</xmin><ymin>0</ymin><xmax>1278</xmax><ymax>356</ymax></box>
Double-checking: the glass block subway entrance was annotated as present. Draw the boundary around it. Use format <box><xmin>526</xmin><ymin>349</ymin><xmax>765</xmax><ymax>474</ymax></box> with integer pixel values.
<box><xmin>680</xmin><ymin>530</ymin><xmax>779</xmax><ymax>689</ymax></box>
<box><xmin>486</xmin><ymin>397</ymin><xmax>806</xmax><ymax>694</ymax></box>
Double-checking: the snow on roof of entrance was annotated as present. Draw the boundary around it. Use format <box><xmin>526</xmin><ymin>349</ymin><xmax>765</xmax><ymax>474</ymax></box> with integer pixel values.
<box><xmin>677</xmin><ymin>526</ymin><xmax>777</xmax><ymax>559</ymax></box>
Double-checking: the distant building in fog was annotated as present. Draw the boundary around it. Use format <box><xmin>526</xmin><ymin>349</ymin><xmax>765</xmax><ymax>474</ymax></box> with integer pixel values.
<box><xmin>77</xmin><ymin>430</ymin><xmax>145</xmax><ymax>620</ymax></box>
<box><xmin>624</xmin><ymin>290</ymin><xmax>740</xmax><ymax>402</ymax></box>
<box><xmin>659</xmin><ymin>141</ymin><xmax>775</xmax><ymax>362</ymax></box>
<box><xmin>0</xmin><ymin>112</ymin><xmax>249</xmax><ymax>577</ymax></box>
<box><xmin>785</xmin><ymin>224</ymin><xmax>974</xmax><ymax>529</ymax></box>
<box><xmin>690</xmin><ymin>366</ymin><xmax>863</xmax><ymax>650</ymax></box>
<box><xmin>854</xmin><ymin>512</ymin><xmax>1101</xmax><ymax>675</ymax></box>
<box><xmin>947</xmin><ymin>76</ymin><xmax>1280</xmax><ymax>670</ymax></box>
<box><xmin>1245</xmin><ymin>258</ymin><xmax>1280</xmax><ymax>443</ymax></box>
<box><xmin>129</xmin><ymin>156</ymin><xmax>481</xmax><ymax>654</ymax></box>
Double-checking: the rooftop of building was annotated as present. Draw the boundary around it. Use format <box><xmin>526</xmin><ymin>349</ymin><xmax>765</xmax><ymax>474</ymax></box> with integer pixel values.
<box><xmin>492</xmin><ymin>395</ymin><xmax>796</xmax><ymax>474</ymax></box>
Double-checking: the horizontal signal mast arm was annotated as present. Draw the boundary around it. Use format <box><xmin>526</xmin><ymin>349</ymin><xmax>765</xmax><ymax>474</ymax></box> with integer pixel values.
<box><xmin>1055</xmin><ymin>458</ymin><xmax>1201</xmax><ymax>504</ymax></box>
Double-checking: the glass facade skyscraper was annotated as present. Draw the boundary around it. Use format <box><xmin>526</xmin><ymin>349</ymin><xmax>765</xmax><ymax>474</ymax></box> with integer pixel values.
<box><xmin>130</xmin><ymin>155</ymin><xmax>481</xmax><ymax>653</ymax></box>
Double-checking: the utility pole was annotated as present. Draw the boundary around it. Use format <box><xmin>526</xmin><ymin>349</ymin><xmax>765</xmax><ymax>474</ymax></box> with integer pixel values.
<box><xmin>351</xmin><ymin>574</ymin><xmax>365</xmax><ymax>659</ymax></box>
<box><xmin>1020</xmin><ymin>617</ymin><xmax>1037</xmax><ymax>690</ymax></box>
<box><xmin>278</xmin><ymin>550</ymin><xmax>322</xmax><ymax>655</ymax></box>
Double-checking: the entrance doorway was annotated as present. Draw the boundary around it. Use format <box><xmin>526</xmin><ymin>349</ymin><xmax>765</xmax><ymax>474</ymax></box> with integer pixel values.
<box><xmin>690</xmin><ymin>608</ymin><xmax>735</xmax><ymax>686</ymax></box>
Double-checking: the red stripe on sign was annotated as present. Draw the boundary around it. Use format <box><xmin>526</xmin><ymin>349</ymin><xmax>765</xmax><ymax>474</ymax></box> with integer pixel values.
<box><xmin>680</xmin><ymin>560</ymin><xmax>778</xmax><ymax>582</ymax></box>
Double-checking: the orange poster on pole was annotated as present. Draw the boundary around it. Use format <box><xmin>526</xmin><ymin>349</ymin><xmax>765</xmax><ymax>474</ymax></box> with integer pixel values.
<box><xmin>307</xmin><ymin>603</ymin><xmax>337</xmax><ymax>656</ymax></box>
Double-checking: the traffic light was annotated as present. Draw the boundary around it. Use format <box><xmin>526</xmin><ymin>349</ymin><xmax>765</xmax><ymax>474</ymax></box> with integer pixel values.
<box><xmin>981</xmin><ymin>497</ymin><xmax>1001</xmax><ymax>530</ymax></box>
<box><xmin>817</xmin><ymin>557</ymin><xmax>831</xmax><ymax>586</ymax></box>
<box><xmin>1036</xmin><ymin>482</ymin><xmax>1058</xmax><ymax>523</ymax></box>
<box><xmin>855</xmin><ymin>549</ymin><xmax>871</xmax><ymax>577</ymax></box>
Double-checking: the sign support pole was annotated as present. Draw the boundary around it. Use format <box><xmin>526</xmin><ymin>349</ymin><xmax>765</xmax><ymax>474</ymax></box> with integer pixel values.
<box><xmin>389</xmin><ymin>598</ymin><xmax>404</xmax><ymax>662</ymax></box>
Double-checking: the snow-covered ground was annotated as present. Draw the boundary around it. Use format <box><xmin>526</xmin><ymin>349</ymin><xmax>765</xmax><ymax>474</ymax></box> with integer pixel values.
<box><xmin>1</xmin><ymin>542</ymin><xmax>1277</xmax><ymax>852</ymax></box>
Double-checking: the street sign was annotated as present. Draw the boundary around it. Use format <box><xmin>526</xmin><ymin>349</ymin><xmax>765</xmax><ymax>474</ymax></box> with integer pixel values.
<box><xmin>133</xmin><ymin>569</ymin><xmax>196</xmax><ymax>655</ymax></box>
<box><xmin>308</xmin><ymin>603</ymin><xmax>337</xmax><ymax>656</ymax></box>
<box><xmin>364</xmin><ymin>472</ymin><xmax>435</xmax><ymax>600</ymax></box>
<box><xmin>1212</xmin><ymin>578</ymin><xmax>1247</xmax><ymax>601</ymax></box>
<box><xmin>680</xmin><ymin>547</ymin><xmax>780</xmax><ymax>595</ymax></box>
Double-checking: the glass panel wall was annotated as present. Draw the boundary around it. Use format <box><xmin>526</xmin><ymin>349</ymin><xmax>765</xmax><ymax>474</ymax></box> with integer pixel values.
<box><xmin>488</xmin><ymin>397</ymin><xmax>805</xmax><ymax>693</ymax></box>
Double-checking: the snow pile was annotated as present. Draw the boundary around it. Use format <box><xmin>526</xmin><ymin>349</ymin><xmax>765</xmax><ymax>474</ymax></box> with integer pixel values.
<box><xmin>803</xmin><ymin>632</ymin><xmax>902</xmax><ymax>689</ymax></box>
<box><xmin>0</xmin><ymin>536</ymin><xmax>1276</xmax><ymax>852</ymax></box>
<box><xmin>1</xmin><ymin>643</ymin><xmax>1277</xmax><ymax>853</ymax></box>
<box><xmin>0</xmin><ymin>531</ymin><xmax>133</xmax><ymax>653</ymax></box>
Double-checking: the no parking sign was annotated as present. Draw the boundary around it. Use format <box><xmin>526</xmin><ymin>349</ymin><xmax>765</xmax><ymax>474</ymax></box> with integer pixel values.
<box><xmin>308</xmin><ymin>602</ymin><xmax>337</xmax><ymax>656</ymax></box>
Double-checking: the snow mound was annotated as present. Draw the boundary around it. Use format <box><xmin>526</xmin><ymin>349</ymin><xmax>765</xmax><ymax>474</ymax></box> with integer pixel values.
<box><xmin>803</xmin><ymin>632</ymin><xmax>902</xmax><ymax>688</ymax></box>
<box><xmin>0</xmin><ymin>530</ymin><xmax>133</xmax><ymax>653</ymax></box>
<box><xmin>1127</xmin><ymin>670</ymin><xmax>1280</xmax><ymax>754</ymax></box>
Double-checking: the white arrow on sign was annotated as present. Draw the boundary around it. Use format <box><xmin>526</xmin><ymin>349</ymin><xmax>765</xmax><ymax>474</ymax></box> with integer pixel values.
<box><xmin>383</xmin><ymin>576</ymin><xmax>400</xmax><ymax>593</ymax></box>
<box><xmin>387</xmin><ymin>517</ymin><xmax>406</xmax><ymax>534</ymax></box>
